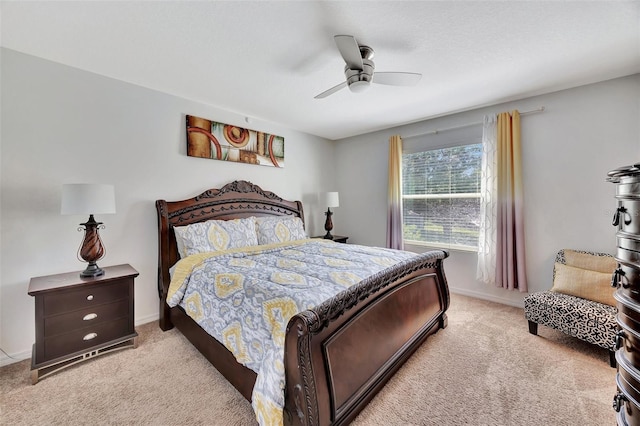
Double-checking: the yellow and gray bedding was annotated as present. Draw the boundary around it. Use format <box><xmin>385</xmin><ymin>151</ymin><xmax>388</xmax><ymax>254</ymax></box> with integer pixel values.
<box><xmin>167</xmin><ymin>239</ymin><xmax>416</xmax><ymax>426</ymax></box>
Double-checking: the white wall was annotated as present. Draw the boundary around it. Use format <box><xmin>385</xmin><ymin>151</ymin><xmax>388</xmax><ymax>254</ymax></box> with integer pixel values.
<box><xmin>2</xmin><ymin>46</ymin><xmax>638</xmax><ymax>364</ymax></box>
<box><xmin>334</xmin><ymin>74</ymin><xmax>640</xmax><ymax>307</ymax></box>
<box><xmin>0</xmin><ymin>48</ymin><xmax>336</xmax><ymax>363</ymax></box>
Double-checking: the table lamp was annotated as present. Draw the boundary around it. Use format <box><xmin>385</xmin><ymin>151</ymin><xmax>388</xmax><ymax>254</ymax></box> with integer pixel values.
<box><xmin>321</xmin><ymin>192</ymin><xmax>339</xmax><ymax>239</ymax></box>
<box><xmin>61</xmin><ymin>184</ymin><xmax>116</xmax><ymax>277</ymax></box>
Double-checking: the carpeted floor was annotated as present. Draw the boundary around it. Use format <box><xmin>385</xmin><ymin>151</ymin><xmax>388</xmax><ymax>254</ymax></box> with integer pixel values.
<box><xmin>0</xmin><ymin>294</ymin><xmax>617</xmax><ymax>425</ymax></box>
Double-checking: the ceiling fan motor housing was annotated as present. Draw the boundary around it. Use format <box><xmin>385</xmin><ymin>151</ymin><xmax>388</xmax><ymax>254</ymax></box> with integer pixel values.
<box><xmin>345</xmin><ymin>58</ymin><xmax>375</xmax><ymax>93</ymax></box>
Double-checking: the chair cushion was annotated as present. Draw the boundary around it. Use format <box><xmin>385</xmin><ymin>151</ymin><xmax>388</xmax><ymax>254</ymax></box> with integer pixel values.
<box><xmin>524</xmin><ymin>291</ymin><xmax>617</xmax><ymax>350</ymax></box>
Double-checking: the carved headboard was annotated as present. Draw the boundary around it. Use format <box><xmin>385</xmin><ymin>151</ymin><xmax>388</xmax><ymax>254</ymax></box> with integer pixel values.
<box><xmin>155</xmin><ymin>180</ymin><xmax>304</xmax><ymax>300</ymax></box>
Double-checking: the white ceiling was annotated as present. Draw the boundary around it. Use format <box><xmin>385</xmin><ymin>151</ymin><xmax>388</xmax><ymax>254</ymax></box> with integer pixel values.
<box><xmin>2</xmin><ymin>1</ymin><xmax>639</xmax><ymax>140</ymax></box>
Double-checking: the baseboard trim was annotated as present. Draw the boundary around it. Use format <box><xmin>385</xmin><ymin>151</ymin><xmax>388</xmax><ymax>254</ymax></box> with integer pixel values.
<box><xmin>135</xmin><ymin>312</ymin><xmax>159</xmax><ymax>327</ymax></box>
<box><xmin>0</xmin><ymin>349</ymin><xmax>31</xmax><ymax>367</ymax></box>
<box><xmin>449</xmin><ymin>286</ymin><xmax>525</xmax><ymax>309</ymax></box>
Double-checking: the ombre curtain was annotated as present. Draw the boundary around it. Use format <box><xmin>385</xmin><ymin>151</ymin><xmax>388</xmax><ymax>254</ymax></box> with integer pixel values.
<box><xmin>477</xmin><ymin>111</ymin><xmax>527</xmax><ymax>292</ymax></box>
<box><xmin>386</xmin><ymin>135</ymin><xmax>404</xmax><ymax>250</ymax></box>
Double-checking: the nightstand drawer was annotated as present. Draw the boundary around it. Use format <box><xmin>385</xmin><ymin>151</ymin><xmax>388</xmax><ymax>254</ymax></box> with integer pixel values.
<box><xmin>43</xmin><ymin>280</ymin><xmax>129</xmax><ymax>316</ymax></box>
<box><xmin>43</xmin><ymin>317</ymin><xmax>132</xmax><ymax>361</ymax></box>
<box><xmin>44</xmin><ymin>298</ymin><xmax>130</xmax><ymax>337</ymax></box>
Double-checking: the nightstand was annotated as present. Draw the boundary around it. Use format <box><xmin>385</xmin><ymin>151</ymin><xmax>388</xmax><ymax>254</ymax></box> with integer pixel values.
<box><xmin>313</xmin><ymin>235</ymin><xmax>349</xmax><ymax>243</ymax></box>
<box><xmin>28</xmin><ymin>264</ymin><xmax>139</xmax><ymax>384</ymax></box>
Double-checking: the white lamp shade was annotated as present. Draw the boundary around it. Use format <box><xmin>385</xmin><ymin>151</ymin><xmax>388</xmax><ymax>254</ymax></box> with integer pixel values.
<box><xmin>61</xmin><ymin>184</ymin><xmax>116</xmax><ymax>215</ymax></box>
<box><xmin>321</xmin><ymin>192</ymin><xmax>340</xmax><ymax>208</ymax></box>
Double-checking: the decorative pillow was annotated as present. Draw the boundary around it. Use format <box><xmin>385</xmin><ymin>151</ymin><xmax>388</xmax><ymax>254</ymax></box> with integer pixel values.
<box><xmin>563</xmin><ymin>249</ymin><xmax>616</xmax><ymax>273</ymax></box>
<box><xmin>173</xmin><ymin>217</ymin><xmax>258</xmax><ymax>257</ymax></box>
<box><xmin>255</xmin><ymin>216</ymin><xmax>306</xmax><ymax>245</ymax></box>
<box><xmin>551</xmin><ymin>262</ymin><xmax>616</xmax><ymax>306</ymax></box>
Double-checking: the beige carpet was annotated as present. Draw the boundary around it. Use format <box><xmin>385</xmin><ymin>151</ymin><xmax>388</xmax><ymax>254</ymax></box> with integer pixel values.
<box><xmin>0</xmin><ymin>294</ymin><xmax>617</xmax><ymax>425</ymax></box>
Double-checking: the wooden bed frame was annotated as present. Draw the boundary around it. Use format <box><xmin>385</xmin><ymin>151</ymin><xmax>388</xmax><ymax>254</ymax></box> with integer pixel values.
<box><xmin>156</xmin><ymin>180</ymin><xmax>450</xmax><ymax>426</ymax></box>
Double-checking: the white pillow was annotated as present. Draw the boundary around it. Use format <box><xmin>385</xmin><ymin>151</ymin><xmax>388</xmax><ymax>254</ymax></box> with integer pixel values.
<box><xmin>174</xmin><ymin>217</ymin><xmax>258</xmax><ymax>257</ymax></box>
<box><xmin>255</xmin><ymin>216</ymin><xmax>306</xmax><ymax>245</ymax></box>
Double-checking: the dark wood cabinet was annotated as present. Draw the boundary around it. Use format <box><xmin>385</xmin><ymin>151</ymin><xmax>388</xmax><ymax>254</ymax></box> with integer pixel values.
<box><xmin>608</xmin><ymin>165</ymin><xmax>640</xmax><ymax>425</ymax></box>
<box><xmin>28</xmin><ymin>264</ymin><xmax>138</xmax><ymax>384</ymax></box>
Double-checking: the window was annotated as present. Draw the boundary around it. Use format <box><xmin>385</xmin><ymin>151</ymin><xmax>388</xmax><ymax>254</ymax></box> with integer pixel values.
<box><xmin>402</xmin><ymin>143</ymin><xmax>482</xmax><ymax>251</ymax></box>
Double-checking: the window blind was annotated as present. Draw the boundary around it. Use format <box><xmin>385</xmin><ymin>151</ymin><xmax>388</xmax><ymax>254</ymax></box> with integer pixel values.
<box><xmin>402</xmin><ymin>141</ymin><xmax>482</xmax><ymax>250</ymax></box>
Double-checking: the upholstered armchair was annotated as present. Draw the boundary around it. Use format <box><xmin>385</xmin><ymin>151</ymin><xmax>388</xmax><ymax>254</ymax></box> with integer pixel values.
<box><xmin>524</xmin><ymin>249</ymin><xmax>618</xmax><ymax>367</ymax></box>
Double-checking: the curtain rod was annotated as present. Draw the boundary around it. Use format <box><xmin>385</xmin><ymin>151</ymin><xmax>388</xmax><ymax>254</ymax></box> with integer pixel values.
<box><xmin>402</xmin><ymin>106</ymin><xmax>545</xmax><ymax>139</ymax></box>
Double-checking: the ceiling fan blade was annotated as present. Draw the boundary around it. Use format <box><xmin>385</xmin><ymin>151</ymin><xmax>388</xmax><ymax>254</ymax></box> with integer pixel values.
<box><xmin>334</xmin><ymin>35</ymin><xmax>363</xmax><ymax>71</ymax></box>
<box><xmin>373</xmin><ymin>72</ymin><xmax>422</xmax><ymax>86</ymax></box>
<box><xmin>314</xmin><ymin>81</ymin><xmax>348</xmax><ymax>99</ymax></box>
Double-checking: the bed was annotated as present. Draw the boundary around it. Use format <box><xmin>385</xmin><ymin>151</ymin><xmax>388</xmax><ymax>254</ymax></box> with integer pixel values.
<box><xmin>156</xmin><ymin>180</ymin><xmax>450</xmax><ymax>426</ymax></box>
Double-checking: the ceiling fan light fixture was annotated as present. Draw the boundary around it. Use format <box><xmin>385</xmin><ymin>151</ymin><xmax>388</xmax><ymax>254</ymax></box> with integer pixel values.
<box><xmin>348</xmin><ymin>80</ymin><xmax>370</xmax><ymax>93</ymax></box>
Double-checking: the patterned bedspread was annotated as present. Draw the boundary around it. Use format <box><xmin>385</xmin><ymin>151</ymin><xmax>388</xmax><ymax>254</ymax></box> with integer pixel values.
<box><xmin>167</xmin><ymin>239</ymin><xmax>416</xmax><ymax>426</ymax></box>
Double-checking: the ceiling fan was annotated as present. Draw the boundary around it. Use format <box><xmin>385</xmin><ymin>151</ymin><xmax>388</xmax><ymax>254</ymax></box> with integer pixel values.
<box><xmin>314</xmin><ymin>35</ymin><xmax>422</xmax><ymax>99</ymax></box>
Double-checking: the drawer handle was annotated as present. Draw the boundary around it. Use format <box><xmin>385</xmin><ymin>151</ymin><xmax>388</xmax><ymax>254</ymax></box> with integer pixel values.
<box><xmin>613</xmin><ymin>391</ymin><xmax>626</xmax><ymax>412</ymax></box>
<box><xmin>86</xmin><ymin>295</ymin><xmax>94</xmax><ymax>301</ymax></box>
<box><xmin>612</xmin><ymin>206</ymin><xmax>632</xmax><ymax>227</ymax></box>
<box><xmin>613</xmin><ymin>207</ymin><xmax>623</xmax><ymax>226</ymax></box>
<box><xmin>83</xmin><ymin>333</ymin><xmax>98</xmax><ymax>341</ymax></box>
<box><xmin>612</xmin><ymin>267</ymin><xmax>627</xmax><ymax>288</ymax></box>
<box><xmin>83</xmin><ymin>313</ymin><xmax>98</xmax><ymax>321</ymax></box>
<box><xmin>615</xmin><ymin>330</ymin><xmax>627</xmax><ymax>350</ymax></box>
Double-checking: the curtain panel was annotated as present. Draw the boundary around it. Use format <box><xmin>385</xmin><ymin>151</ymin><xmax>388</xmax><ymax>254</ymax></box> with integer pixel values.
<box><xmin>477</xmin><ymin>111</ymin><xmax>527</xmax><ymax>292</ymax></box>
<box><xmin>477</xmin><ymin>115</ymin><xmax>498</xmax><ymax>285</ymax></box>
<box><xmin>497</xmin><ymin>111</ymin><xmax>527</xmax><ymax>291</ymax></box>
<box><xmin>386</xmin><ymin>135</ymin><xmax>404</xmax><ymax>250</ymax></box>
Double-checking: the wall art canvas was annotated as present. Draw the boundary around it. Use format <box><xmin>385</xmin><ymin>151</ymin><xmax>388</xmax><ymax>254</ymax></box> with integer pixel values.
<box><xmin>186</xmin><ymin>115</ymin><xmax>284</xmax><ymax>168</ymax></box>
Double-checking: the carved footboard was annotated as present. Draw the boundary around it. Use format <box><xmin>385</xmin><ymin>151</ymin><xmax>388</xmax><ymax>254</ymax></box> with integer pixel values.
<box><xmin>283</xmin><ymin>250</ymin><xmax>450</xmax><ymax>426</ymax></box>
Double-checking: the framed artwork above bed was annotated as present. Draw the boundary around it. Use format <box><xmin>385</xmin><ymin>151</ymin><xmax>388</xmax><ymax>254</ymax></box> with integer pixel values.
<box><xmin>186</xmin><ymin>115</ymin><xmax>285</xmax><ymax>168</ymax></box>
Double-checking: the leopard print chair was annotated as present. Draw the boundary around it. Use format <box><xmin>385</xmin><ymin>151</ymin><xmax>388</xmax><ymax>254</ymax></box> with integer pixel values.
<box><xmin>524</xmin><ymin>249</ymin><xmax>618</xmax><ymax>367</ymax></box>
